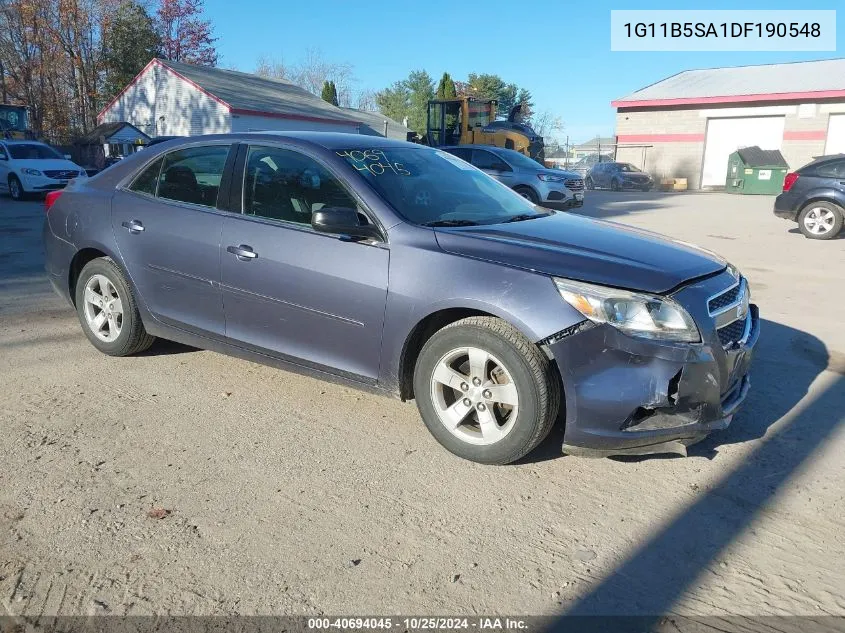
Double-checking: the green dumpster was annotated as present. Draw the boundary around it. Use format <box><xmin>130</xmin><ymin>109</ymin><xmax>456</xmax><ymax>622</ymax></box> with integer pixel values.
<box><xmin>725</xmin><ymin>146</ymin><xmax>789</xmax><ymax>195</ymax></box>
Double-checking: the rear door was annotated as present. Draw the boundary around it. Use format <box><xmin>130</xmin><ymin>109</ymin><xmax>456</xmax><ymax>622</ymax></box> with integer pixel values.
<box><xmin>111</xmin><ymin>142</ymin><xmax>235</xmax><ymax>338</ymax></box>
<box><xmin>220</xmin><ymin>143</ymin><xmax>389</xmax><ymax>381</ymax></box>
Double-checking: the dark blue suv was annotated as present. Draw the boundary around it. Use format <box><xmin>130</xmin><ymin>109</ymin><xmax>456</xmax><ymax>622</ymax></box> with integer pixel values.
<box><xmin>774</xmin><ymin>154</ymin><xmax>845</xmax><ymax>240</ymax></box>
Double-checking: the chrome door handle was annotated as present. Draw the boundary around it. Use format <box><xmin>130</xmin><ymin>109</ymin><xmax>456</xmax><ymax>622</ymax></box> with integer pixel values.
<box><xmin>121</xmin><ymin>220</ymin><xmax>144</xmax><ymax>233</ymax></box>
<box><xmin>227</xmin><ymin>244</ymin><xmax>258</xmax><ymax>261</ymax></box>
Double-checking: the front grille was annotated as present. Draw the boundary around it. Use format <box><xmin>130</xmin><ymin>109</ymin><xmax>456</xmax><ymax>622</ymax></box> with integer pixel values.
<box><xmin>717</xmin><ymin>316</ymin><xmax>747</xmax><ymax>347</ymax></box>
<box><xmin>708</xmin><ymin>282</ymin><xmax>741</xmax><ymax>314</ymax></box>
<box><xmin>565</xmin><ymin>178</ymin><xmax>584</xmax><ymax>191</ymax></box>
<box><xmin>44</xmin><ymin>170</ymin><xmax>78</xmax><ymax>179</ymax></box>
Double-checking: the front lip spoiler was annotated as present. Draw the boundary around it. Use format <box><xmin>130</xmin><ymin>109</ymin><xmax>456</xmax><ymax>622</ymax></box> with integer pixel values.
<box><xmin>562</xmin><ymin>433</ymin><xmax>712</xmax><ymax>458</ymax></box>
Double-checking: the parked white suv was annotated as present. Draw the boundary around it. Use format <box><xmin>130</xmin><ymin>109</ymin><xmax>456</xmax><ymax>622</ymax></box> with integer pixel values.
<box><xmin>0</xmin><ymin>140</ymin><xmax>87</xmax><ymax>200</ymax></box>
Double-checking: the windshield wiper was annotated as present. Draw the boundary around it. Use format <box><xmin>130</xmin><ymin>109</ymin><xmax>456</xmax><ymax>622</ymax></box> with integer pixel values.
<box><xmin>501</xmin><ymin>213</ymin><xmax>550</xmax><ymax>224</ymax></box>
<box><xmin>422</xmin><ymin>219</ymin><xmax>480</xmax><ymax>227</ymax></box>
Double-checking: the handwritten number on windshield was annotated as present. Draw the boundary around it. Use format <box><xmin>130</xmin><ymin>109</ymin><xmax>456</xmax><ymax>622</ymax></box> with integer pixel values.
<box><xmin>337</xmin><ymin>149</ymin><xmax>411</xmax><ymax>177</ymax></box>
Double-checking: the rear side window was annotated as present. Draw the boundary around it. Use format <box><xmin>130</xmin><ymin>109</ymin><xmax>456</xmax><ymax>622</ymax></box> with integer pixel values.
<box><xmin>157</xmin><ymin>145</ymin><xmax>231</xmax><ymax>207</ymax></box>
<box><xmin>811</xmin><ymin>159</ymin><xmax>845</xmax><ymax>178</ymax></box>
<box><xmin>129</xmin><ymin>157</ymin><xmax>163</xmax><ymax>196</ymax></box>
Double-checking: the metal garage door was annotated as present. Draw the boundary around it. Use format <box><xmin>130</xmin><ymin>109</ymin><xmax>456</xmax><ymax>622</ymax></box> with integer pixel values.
<box><xmin>825</xmin><ymin>114</ymin><xmax>845</xmax><ymax>155</ymax></box>
<box><xmin>701</xmin><ymin>116</ymin><xmax>785</xmax><ymax>187</ymax></box>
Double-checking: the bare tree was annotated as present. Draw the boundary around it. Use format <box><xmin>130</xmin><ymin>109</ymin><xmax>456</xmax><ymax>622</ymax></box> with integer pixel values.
<box><xmin>353</xmin><ymin>89</ymin><xmax>377</xmax><ymax>112</ymax></box>
<box><xmin>531</xmin><ymin>110</ymin><xmax>564</xmax><ymax>138</ymax></box>
<box><xmin>254</xmin><ymin>48</ymin><xmax>357</xmax><ymax>107</ymax></box>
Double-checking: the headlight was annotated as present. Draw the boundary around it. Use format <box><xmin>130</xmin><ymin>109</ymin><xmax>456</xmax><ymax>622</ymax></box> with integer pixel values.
<box><xmin>21</xmin><ymin>168</ymin><xmax>42</xmax><ymax>176</ymax></box>
<box><xmin>78</xmin><ymin>170</ymin><xmax>87</xmax><ymax>177</ymax></box>
<box><xmin>553</xmin><ymin>277</ymin><xmax>700</xmax><ymax>343</ymax></box>
<box><xmin>537</xmin><ymin>173</ymin><xmax>565</xmax><ymax>182</ymax></box>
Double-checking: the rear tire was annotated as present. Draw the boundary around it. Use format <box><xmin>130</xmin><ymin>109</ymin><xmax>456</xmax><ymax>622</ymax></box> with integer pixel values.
<box><xmin>798</xmin><ymin>202</ymin><xmax>843</xmax><ymax>240</ymax></box>
<box><xmin>8</xmin><ymin>175</ymin><xmax>23</xmax><ymax>201</ymax></box>
<box><xmin>74</xmin><ymin>257</ymin><xmax>155</xmax><ymax>356</ymax></box>
<box><xmin>413</xmin><ymin>316</ymin><xmax>560</xmax><ymax>465</ymax></box>
<box><xmin>514</xmin><ymin>186</ymin><xmax>539</xmax><ymax>203</ymax></box>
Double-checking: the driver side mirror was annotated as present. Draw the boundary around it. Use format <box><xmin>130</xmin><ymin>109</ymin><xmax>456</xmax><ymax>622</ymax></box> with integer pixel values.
<box><xmin>311</xmin><ymin>207</ymin><xmax>382</xmax><ymax>241</ymax></box>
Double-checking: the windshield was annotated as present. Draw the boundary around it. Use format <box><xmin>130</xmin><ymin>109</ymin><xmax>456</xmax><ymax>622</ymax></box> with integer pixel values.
<box><xmin>337</xmin><ymin>147</ymin><xmax>547</xmax><ymax>226</ymax></box>
<box><xmin>618</xmin><ymin>163</ymin><xmax>641</xmax><ymax>172</ymax></box>
<box><xmin>8</xmin><ymin>143</ymin><xmax>63</xmax><ymax>160</ymax></box>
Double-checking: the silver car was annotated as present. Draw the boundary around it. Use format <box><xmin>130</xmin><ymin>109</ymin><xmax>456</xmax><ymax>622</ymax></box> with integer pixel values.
<box><xmin>442</xmin><ymin>145</ymin><xmax>584</xmax><ymax>208</ymax></box>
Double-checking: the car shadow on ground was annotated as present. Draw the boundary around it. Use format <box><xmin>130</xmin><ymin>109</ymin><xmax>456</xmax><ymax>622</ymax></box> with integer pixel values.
<box><xmin>137</xmin><ymin>338</ymin><xmax>198</xmax><ymax>356</ymax></box>
<box><xmin>787</xmin><ymin>227</ymin><xmax>845</xmax><ymax>240</ymax></box>
<box><xmin>526</xmin><ymin>318</ymin><xmax>835</xmax><ymax>465</ymax></box>
<box><xmin>541</xmin><ymin>318</ymin><xmax>845</xmax><ymax>627</ymax></box>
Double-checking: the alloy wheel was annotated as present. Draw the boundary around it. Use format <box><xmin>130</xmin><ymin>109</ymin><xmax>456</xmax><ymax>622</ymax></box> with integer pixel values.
<box><xmin>9</xmin><ymin>178</ymin><xmax>20</xmax><ymax>199</ymax></box>
<box><xmin>803</xmin><ymin>207</ymin><xmax>836</xmax><ymax>236</ymax></box>
<box><xmin>429</xmin><ymin>346</ymin><xmax>519</xmax><ymax>446</ymax></box>
<box><xmin>82</xmin><ymin>274</ymin><xmax>124</xmax><ymax>342</ymax></box>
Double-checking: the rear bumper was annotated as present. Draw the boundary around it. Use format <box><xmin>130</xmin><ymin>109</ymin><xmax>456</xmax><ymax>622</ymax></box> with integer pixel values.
<box><xmin>546</xmin><ymin>305</ymin><xmax>760</xmax><ymax>457</ymax></box>
<box><xmin>773</xmin><ymin>193</ymin><xmax>800</xmax><ymax>221</ymax></box>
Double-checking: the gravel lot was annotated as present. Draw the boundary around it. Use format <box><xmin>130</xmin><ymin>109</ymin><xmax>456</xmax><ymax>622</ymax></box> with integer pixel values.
<box><xmin>1</xmin><ymin>190</ymin><xmax>843</xmax><ymax>618</ymax></box>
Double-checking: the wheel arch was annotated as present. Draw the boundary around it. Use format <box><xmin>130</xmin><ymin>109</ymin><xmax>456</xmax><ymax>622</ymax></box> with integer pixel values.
<box><xmin>797</xmin><ymin>195</ymin><xmax>845</xmax><ymax>215</ymax></box>
<box><xmin>68</xmin><ymin>242</ymin><xmax>128</xmax><ymax>307</ymax></box>
<box><xmin>396</xmin><ymin>303</ymin><xmax>544</xmax><ymax>402</ymax></box>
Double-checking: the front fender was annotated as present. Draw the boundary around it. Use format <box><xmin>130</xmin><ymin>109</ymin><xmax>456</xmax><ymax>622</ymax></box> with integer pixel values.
<box><xmin>377</xmin><ymin>225</ymin><xmax>584</xmax><ymax>393</ymax></box>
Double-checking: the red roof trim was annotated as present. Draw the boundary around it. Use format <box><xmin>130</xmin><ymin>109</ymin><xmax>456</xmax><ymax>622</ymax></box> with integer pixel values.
<box><xmin>230</xmin><ymin>108</ymin><xmax>361</xmax><ymax>126</ymax></box>
<box><xmin>783</xmin><ymin>130</ymin><xmax>827</xmax><ymax>141</ymax></box>
<box><xmin>97</xmin><ymin>58</ymin><xmax>159</xmax><ymax>123</ymax></box>
<box><xmin>158</xmin><ymin>60</ymin><xmax>231</xmax><ymax>109</ymax></box>
<box><xmin>97</xmin><ymin>58</ymin><xmax>232</xmax><ymax>123</ymax></box>
<box><xmin>618</xmin><ymin>133</ymin><xmax>705</xmax><ymax>143</ymax></box>
<box><xmin>612</xmin><ymin>89</ymin><xmax>845</xmax><ymax>109</ymax></box>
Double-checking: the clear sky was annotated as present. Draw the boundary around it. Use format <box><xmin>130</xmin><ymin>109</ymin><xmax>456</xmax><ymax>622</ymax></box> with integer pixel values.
<box><xmin>204</xmin><ymin>0</ymin><xmax>843</xmax><ymax>144</ymax></box>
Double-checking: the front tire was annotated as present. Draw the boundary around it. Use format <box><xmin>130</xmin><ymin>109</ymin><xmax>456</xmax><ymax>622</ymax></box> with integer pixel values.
<box><xmin>413</xmin><ymin>316</ymin><xmax>560</xmax><ymax>465</ymax></box>
<box><xmin>611</xmin><ymin>178</ymin><xmax>621</xmax><ymax>192</ymax></box>
<box><xmin>798</xmin><ymin>202</ymin><xmax>843</xmax><ymax>240</ymax></box>
<box><xmin>8</xmin><ymin>175</ymin><xmax>23</xmax><ymax>201</ymax></box>
<box><xmin>584</xmin><ymin>177</ymin><xmax>594</xmax><ymax>190</ymax></box>
<box><xmin>74</xmin><ymin>257</ymin><xmax>155</xmax><ymax>356</ymax></box>
<box><xmin>514</xmin><ymin>186</ymin><xmax>539</xmax><ymax>204</ymax></box>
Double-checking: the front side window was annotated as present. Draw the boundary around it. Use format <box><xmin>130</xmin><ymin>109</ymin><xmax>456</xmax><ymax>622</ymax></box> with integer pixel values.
<box><xmin>472</xmin><ymin>150</ymin><xmax>510</xmax><ymax>171</ymax></box>
<box><xmin>243</xmin><ymin>145</ymin><xmax>358</xmax><ymax>225</ymax></box>
<box><xmin>338</xmin><ymin>146</ymin><xmax>542</xmax><ymax>227</ymax></box>
<box><xmin>157</xmin><ymin>145</ymin><xmax>230</xmax><ymax>207</ymax></box>
<box><xmin>618</xmin><ymin>163</ymin><xmax>641</xmax><ymax>172</ymax></box>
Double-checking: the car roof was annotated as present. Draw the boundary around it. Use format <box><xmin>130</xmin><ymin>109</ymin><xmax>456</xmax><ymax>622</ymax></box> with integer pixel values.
<box><xmin>244</xmin><ymin>131</ymin><xmax>412</xmax><ymax>150</ymax></box>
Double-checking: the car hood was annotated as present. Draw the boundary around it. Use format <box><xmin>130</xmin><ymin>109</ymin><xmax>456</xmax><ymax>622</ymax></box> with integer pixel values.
<box><xmin>433</xmin><ymin>213</ymin><xmax>726</xmax><ymax>294</ymax></box>
<box><xmin>13</xmin><ymin>158</ymin><xmax>82</xmax><ymax>172</ymax></box>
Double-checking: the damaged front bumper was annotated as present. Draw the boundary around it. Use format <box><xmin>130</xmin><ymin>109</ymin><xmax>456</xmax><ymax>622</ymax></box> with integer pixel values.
<box><xmin>545</xmin><ymin>293</ymin><xmax>760</xmax><ymax>458</ymax></box>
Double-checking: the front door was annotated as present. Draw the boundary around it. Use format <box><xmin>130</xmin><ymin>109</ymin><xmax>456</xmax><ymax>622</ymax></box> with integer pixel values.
<box><xmin>221</xmin><ymin>144</ymin><xmax>389</xmax><ymax>381</ymax></box>
<box><xmin>111</xmin><ymin>143</ymin><xmax>233</xmax><ymax>337</ymax></box>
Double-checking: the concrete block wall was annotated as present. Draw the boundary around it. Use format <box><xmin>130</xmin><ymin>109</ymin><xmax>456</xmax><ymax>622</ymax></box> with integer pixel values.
<box><xmin>614</xmin><ymin>101</ymin><xmax>845</xmax><ymax>189</ymax></box>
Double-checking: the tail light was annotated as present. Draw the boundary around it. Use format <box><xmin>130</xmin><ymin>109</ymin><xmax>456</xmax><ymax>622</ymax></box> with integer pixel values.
<box><xmin>45</xmin><ymin>190</ymin><xmax>63</xmax><ymax>212</ymax></box>
<box><xmin>782</xmin><ymin>172</ymin><xmax>799</xmax><ymax>192</ymax></box>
